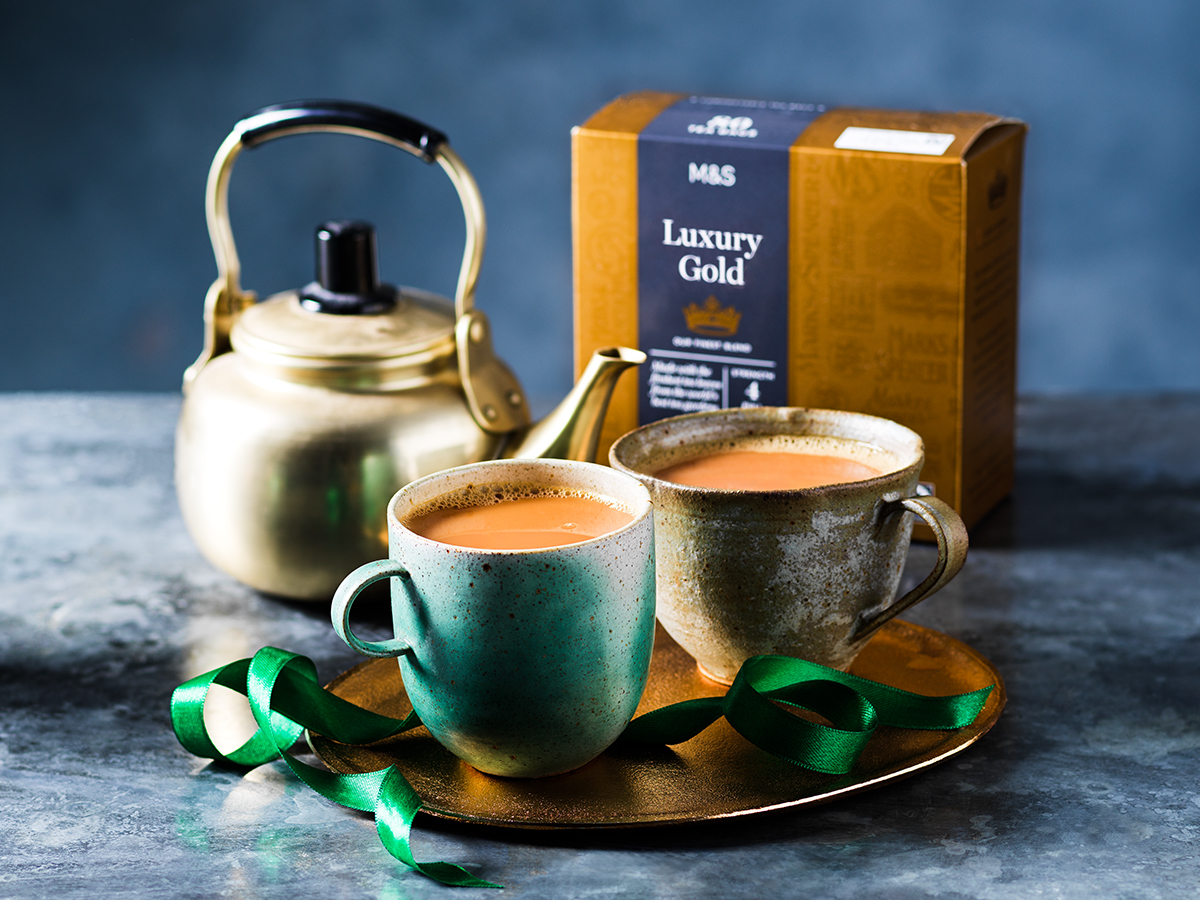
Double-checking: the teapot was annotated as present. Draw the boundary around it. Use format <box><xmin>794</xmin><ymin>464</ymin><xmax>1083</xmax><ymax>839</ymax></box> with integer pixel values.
<box><xmin>175</xmin><ymin>100</ymin><xmax>643</xmax><ymax>601</ymax></box>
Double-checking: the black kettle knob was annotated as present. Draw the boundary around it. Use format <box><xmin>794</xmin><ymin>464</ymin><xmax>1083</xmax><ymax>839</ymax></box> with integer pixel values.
<box><xmin>299</xmin><ymin>220</ymin><xmax>398</xmax><ymax>314</ymax></box>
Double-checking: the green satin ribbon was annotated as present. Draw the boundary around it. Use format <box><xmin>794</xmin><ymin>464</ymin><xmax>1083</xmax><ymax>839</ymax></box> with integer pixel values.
<box><xmin>171</xmin><ymin>647</ymin><xmax>992</xmax><ymax>889</ymax></box>
<box><xmin>171</xmin><ymin>648</ymin><xmax>497</xmax><ymax>889</ymax></box>
<box><xmin>619</xmin><ymin>654</ymin><xmax>993</xmax><ymax>773</ymax></box>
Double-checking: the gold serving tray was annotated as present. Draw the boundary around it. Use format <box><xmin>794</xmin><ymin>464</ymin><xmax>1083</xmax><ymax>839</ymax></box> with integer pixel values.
<box><xmin>310</xmin><ymin>620</ymin><xmax>1005</xmax><ymax>828</ymax></box>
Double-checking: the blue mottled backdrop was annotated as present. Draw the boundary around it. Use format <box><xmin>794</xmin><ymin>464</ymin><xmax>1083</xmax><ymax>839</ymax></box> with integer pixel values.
<box><xmin>2</xmin><ymin>0</ymin><xmax>1197</xmax><ymax>395</ymax></box>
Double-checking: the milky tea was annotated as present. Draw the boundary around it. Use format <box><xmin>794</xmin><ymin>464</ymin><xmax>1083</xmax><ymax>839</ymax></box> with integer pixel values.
<box><xmin>404</xmin><ymin>485</ymin><xmax>635</xmax><ymax>550</ymax></box>
<box><xmin>653</xmin><ymin>435</ymin><xmax>890</xmax><ymax>492</ymax></box>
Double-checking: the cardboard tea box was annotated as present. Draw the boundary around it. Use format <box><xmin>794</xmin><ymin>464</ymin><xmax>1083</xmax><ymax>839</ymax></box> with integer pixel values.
<box><xmin>572</xmin><ymin>91</ymin><xmax>1026</xmax><ymax>530</ymax></box>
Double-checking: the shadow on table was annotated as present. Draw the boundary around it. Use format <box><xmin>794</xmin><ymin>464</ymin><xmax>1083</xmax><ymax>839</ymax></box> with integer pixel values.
<box><xmin>971</xmin><ymin>394</ymin><xmax>1200</xmax><ymax>553</ymax></box>
<box><xmin>967</xmin><ymin>472</ymin><xmax>1200</xmax><ymax>553</ymax></box>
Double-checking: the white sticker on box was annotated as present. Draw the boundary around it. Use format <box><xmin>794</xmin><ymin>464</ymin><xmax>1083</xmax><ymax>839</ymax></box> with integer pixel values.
<box><xmin>833</xmin><ymin>126</ymin><xmax>956</xmax><ymax>156</ymax></box>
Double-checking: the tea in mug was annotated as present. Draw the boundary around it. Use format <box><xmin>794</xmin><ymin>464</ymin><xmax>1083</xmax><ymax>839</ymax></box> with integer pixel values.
<box><xmin>654</xmin><ymin>436</ymin><xmax>893</xmax><ymax>491</ymax></box>
<box><xmin>405</xmin><ymin>488</ymin><xmax>634</xmax><ymax>550</ymax></box>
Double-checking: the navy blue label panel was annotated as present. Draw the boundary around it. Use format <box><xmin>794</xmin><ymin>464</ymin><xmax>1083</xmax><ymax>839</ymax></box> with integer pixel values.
<box><xmin>636</xmin><ymin>96</ymin><xmax>824</xmax><ymax>424</ymax></box>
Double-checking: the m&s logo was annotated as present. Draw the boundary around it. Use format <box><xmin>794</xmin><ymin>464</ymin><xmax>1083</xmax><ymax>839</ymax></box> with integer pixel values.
<box><xmin>687</xmin><ymin>115</ymin><xmax>758</xmax><ymax>138</ymax></box>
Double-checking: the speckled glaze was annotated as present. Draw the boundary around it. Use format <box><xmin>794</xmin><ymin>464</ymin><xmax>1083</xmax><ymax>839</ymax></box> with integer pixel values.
<box><xmin>610</xmin><ymin>407</ymin><xmax>968</xmax><ymax>682</ymax></box>
<box><xmin>332</xmin><ymin>459</ymin><xmax>655</xmax><ymax>778</ymax></box>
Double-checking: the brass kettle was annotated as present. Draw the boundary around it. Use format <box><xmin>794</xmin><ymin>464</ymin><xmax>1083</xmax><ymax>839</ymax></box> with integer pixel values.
<box><xmin>176</xmin><ymin>100</ymin><xmax>643</xmax><ymax>601</ymax></box>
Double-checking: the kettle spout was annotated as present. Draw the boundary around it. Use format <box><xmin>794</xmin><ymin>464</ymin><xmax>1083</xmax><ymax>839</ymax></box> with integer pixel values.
<box><xmin>503</xmin><ymin>347</ymin><xmax>646</xmax><ymax>463</ymax></box>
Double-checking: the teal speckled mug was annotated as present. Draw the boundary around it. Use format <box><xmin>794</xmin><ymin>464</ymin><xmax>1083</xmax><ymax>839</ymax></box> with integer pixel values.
<box><xmin>331</xmin><ymin>459</ymin><xmax>655</xmax><ymax>778</ymax></box>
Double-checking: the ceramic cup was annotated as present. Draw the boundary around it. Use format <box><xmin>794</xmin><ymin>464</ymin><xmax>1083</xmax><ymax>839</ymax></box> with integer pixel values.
<box><xmin>331</xmin><ymin>458</ymin><xmax>655</xmax><ymax>778</ymax></box>
<box><xmin>610</xmin><ymin>407</ymin><xmax>968</xmax><ymax>682</ymax></box>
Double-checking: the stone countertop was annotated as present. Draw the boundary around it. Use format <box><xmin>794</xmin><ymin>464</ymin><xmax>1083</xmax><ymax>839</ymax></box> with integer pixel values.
<box><xmin>1</xmin><ymin>393</ymin><xmax>1198</xmax><ymax>898</ymax></box>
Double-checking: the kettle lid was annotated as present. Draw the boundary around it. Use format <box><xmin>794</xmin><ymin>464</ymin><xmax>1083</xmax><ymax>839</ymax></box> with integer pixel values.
<box><xmin>299</xmin><ymin>220</ymin><xmax>398</xmax><ymax>316</ymax></box>
<box><xmin>232</xmin><ymin>220</ymin><xmax>457</xmax><ymax>364</ymax></box>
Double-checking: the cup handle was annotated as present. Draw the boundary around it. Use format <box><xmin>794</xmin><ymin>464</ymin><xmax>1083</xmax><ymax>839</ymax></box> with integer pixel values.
<box><xmin>331</xmin><ymin>559</ymin><xmax>414</xmax><ymax>658</ymax></box>
<box><xmin>850</xmin><ymin>496</ymin><xmax>969</xmax><ymax>643</ymax></box>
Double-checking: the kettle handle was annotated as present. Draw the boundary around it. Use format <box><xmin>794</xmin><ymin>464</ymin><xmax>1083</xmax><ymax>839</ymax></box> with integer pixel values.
<box><xmin>185</xmin><ymin>100</ymin><xmax>487</xmax><ymax>387</ymax></box>
<box><xmin>238</xmin><ymin>101</ymin><xmax>449</xmax><ymax>159</ymax></box>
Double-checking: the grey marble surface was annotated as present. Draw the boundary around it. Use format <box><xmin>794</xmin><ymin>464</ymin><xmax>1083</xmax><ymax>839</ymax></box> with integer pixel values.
<box><xmin>1</xmin><ymin>393</ymin><xmax>1198</xmax><ymax>899</ymax></box>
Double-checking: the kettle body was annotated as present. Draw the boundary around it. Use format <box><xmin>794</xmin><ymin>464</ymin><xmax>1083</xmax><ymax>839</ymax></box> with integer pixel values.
<box><xmin>177</xmin><ymin>288</ymin><xmax>503</xmax><ymax>600</ymax></box>
<box><xmin>176</xmin><ymin>101</ymin><xmax>641</xmax><ymax>600</ymax></box>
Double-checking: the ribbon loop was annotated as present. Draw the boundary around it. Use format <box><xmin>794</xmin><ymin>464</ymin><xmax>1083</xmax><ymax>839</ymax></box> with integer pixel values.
<box><xmin>172</xmin><ymin>648</ymin><xmax>499</xmax><ymax>889</ymax></box>
<box><xmin>618</xmin><ymin>653</ymin><xmax>992</xmax><ymax>776</ymax></box>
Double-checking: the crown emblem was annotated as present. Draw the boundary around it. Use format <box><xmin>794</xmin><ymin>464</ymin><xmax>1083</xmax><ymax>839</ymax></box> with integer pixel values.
<box><xmin>683</xmin><ymin>296</ymin><xmax>742</xmax><ymax>336</ymax></box>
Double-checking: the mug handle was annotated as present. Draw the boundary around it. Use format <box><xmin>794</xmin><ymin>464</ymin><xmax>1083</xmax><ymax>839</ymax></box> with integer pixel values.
<box><xmin>849</xmin><ymin>496</ymin><xmax>969</xmax><ymax>643</ymax></box>
<box><xmin>331</xmin><ymin>559</ymin><xmax>414</xmax><ymax>658</ymax></box>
